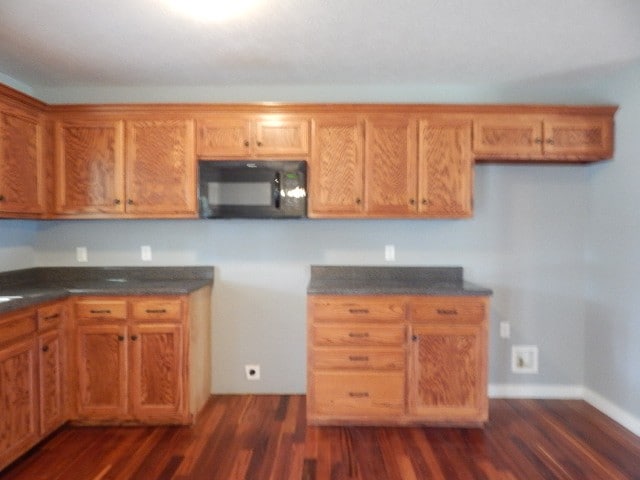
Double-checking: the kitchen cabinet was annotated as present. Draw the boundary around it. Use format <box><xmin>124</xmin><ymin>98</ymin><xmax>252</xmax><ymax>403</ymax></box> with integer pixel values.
<box><xmin>473</xmin><ymin>114</ymin><xmax>613</xmax><ymax>161</ymax></box>
<box><xmin>54</xmin><ymin>119</ymin><xmax>125</xmax><ymax>214</ymax></box>
<box><xmin>54</xmin><ymin>117</ymin><xmax>196</xmax><ymax>217</ymax></box>
<box><xmin>0</xmin><ymin>103</ymin><xmax>45</xmax><ymax>216</ymax></box>
<box><xmin>309</xmin><ymin>115</ymin><xmax>365</xmax><ymax>216</ymax></box>
<box><xmin>71</xmin><ymin>290</ymin><xmax>210</xmax><ymax>425</ymax></box>
<box><xmin>197</xmin><ymin>115</ymin><xmax>309</xmax><ymax>158</ymax></box>
<box><xmin>0</xmin><ymin>300</ymin><xmax>67</xmax><ymax>472</ymax></box>
<box><xmin>309</xmin><ymin>114</ymin><xmax>472</xmax><ymax>218</ymax></box>
<box><xmin>307</xmin><ymin>294</ymin><xmax>489</xmax><ymax>426</ymax></box>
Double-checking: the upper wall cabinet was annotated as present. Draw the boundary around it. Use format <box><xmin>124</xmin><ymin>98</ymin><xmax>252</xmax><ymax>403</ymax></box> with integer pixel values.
<box><xmin>196</xmin><ymin>115</ymin><xmax>310</xmax><ymax>158</ymax></box>
<box><xmin>309</xmin><ymin>114</ymin><xmax>473</xmax><ymax>218</ymax></box>
<box><xmin>0</xmin><ymin>103</ymin><xmax>44</xmax><ymax>217</ymax></box>
<box><xmin>473</xmin><ymin>113</ymin><xmax>614</xmax><ymax>162</ymax></box>
<box><xmin>54</xmin><ymin>115</ymin><xmax>196</xmax><ymax>218</ymax></box>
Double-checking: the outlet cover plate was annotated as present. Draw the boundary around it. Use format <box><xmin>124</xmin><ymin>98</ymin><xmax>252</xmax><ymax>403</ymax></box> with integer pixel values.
<box><xmin>511</xmin><ymin>345</ymin><xmax>538</xmax><ymax>374</ymax></box>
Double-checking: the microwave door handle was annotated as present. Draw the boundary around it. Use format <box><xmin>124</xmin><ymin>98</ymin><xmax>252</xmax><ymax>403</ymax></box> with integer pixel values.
<box><xmin>273</xmin><ymin>172</ymin><xmax>281</xmax><ymax>209</ymax></box>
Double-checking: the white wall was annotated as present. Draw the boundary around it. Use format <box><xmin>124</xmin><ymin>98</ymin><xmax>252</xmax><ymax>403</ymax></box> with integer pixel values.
<box><xmin>0</xmin><ymin>220</ymin><xmax>39</xmax><ymax>270</ymax></box>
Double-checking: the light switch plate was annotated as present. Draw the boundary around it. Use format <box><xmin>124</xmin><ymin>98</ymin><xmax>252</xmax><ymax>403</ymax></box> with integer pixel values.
<box><xmin>141</xmin><ymin>245</ymin><xmax>152</xmax><ymax>261</ymax></box>
<box><xmin>76</xmin><ymin>247</ymin><xmax>88</xmax><ymax>263</ymax></box>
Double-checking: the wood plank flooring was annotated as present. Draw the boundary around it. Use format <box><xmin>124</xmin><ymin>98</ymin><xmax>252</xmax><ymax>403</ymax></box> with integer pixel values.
<box><xmin>2</xmin><ymin>395</ymin><xmax>639</xmax><ymax>479</ymax></box>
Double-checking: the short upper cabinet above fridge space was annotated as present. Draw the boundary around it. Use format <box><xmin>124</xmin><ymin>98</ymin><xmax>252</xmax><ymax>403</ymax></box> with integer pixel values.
<box><xmin>54</xmin><ymin>115</ymin><xmax>196</xmax><ymax>218</ymax></box>
<box><xmin>473</xmin><ymin>113</ymin><xmax>614</xmax><ymax>161</ymax></box>
<box><xmin>196</xmin><ymin>115</ymin><xmax>310</xmax><ymax>158</ymax></box>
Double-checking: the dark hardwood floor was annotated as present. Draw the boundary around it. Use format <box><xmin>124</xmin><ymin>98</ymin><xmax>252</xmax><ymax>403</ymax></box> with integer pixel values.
<box><xmin>2</xmin><ymin>395</ymin><xmax>639</xmax><ymax>479</ymax></box>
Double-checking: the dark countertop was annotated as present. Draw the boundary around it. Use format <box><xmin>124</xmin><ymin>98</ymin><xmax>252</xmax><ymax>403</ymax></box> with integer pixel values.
<box><xmin>307</xmin><ymin>266</ymin><xmax>492</xmax><ymax>296</ymax></box>
<box><xmin>0</xmin><ymin>266</ymin><xmax>214</xmax><ymax>315</ymax></box>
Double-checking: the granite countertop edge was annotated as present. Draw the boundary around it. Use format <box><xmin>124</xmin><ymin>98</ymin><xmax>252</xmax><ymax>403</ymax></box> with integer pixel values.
<box><xmin>0</xmin><ymin>267</ymin><xmax>214</xmax><ymax>315</ymax></box>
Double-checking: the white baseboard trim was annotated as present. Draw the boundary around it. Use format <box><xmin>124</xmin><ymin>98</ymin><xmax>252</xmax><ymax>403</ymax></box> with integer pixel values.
<box><xmin>489</xmin><ymin>383</ymin><xmax>640</xmax><ymax>437</ymax></box>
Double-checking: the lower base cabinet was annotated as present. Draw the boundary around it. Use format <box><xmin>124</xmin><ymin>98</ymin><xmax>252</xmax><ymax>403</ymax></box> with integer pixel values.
<box><xmin>71</xmin><ymin>289</ymin><xmax>211</xmax><ymax>425</ymax></box>
<box><xmin>307</xmin><ymin>295</ymin><xmax>489</xmax><ymax>427</ymax></box>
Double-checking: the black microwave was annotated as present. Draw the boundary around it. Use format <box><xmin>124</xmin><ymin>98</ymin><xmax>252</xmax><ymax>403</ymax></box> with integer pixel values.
<box><xmin>198</xmin><ymin>160</ymin><xmax>307</xmax><ymax>218</ymax></box>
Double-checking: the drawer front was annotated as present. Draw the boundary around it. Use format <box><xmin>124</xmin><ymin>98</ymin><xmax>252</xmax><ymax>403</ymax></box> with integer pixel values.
<box><xmin>312</xmin><ymin>323</ymin><xmax>405</xmax><ymax>347</ymax></box>
<box><xmin>312</xmin><ymin>347</ymin><xmax>405</xmax><ymax>370</ymax></box>
<box><xmin>311</xmin><ymin>371</ymin><xmax>404</xmax><ymax>417</ymax></box>
<box><xmin>410</xmin><ymin>297</ymin><xmax>487</xmax><ymax>324</ymax></box>
<box><xmin>37</xmin><ymin>303</ymin><xmax>65</xmax><ymax>331</ymax></box>
<box><xmin>0</xmin><ymin>310</ymin><xmax>37</xmax><ymax>344</ymax></box>
<box><xmin>131</xmin><ymin>298</ymin><xmax>182</xmax><ymax>321</ymax></box>
<box><xmin>310</xmin><ymin>296</ymin><xmax>406</xmax><ymax>322</ymax></box>
<box><xmin>75</xmin><ymin>300</ymin><xmax>127</xmax><ymax>320</ymax></box>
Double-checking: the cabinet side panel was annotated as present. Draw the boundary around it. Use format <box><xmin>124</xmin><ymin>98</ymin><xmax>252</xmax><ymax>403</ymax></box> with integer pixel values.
<box><xmin>188</xmin><ymin>286</ymin><xmax>212</xmax><ymax>418</ymax></box>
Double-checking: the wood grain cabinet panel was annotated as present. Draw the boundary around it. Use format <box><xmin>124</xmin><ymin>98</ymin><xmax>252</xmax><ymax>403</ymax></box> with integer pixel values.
<box><xmin>473</xmin><ymin>114</ymin><xmax>613</xmax><ymax>161</ymax></box>
<box><xmin>54</xmin><ymin>120</ymin><xmax>125</xmax><ymax>214</ymax></box>
<box><xmin>125</xmin><ymin>119</ymin><xmax>196</xmax><ymax>216</ymax></box>
<box><xmin>38</xmin><ymin>328</ymin><xmax>65</xmax><ymax>435</ymax></box>
<box><xmin>309</xmin><ymin>115</ymin><xmax>364</xmax><ymax>216</ymax></box>
<box><xmin>418</xmin><ymin>117</ymin><xmax>473</xmax><ymax>217</ymax></box>
<box><xmin>0</xmin><ymin>107</ymin><xmax>44</xmax><ymax>216</ymax></box>
<box><xmin>307</xmin><ymin>294</ymin><xmax>489</xmax><ymax>427</ymax></box>
<box><xmin>365</xmin><ymin>116</ymin><xmax>417</xmax><ymax>216</ymax></box>
<box><xmin>0</xmin><ymin>337</ymin><xmax>39</xmax><ymax>470</ymax></box>
<box><xmin>197</xmin><ymin>116</ymin><xmax>309</xmax><ymax>158</ymax></box>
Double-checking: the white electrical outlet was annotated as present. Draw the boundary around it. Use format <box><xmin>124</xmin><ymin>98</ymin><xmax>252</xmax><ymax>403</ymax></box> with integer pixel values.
<box><xmin>76</xmin><ymin>246</ymin><xmax>88</xmax><ymax>263</ymax></box>
<box><xmin>500</xmin><ymin>321</ymin><xmax>511</xmax><ymax>339</ymax></box>
<box><xmin>512</xmin><ymin>345</ymin><xmax>538</xmax><ymax>374</ymax></box>
<box><xmin>384</xmin><ymin>244</ymin><xmax>396</xmax><ymax>262</ymax></box>
<box><xmin>141</xmin><ymin>245</ymin><xmax>152</xmax><ymax>261</ymax></box>
<box><xmin>245</xmin><ymin>364</ymin><xmax>260</xmax><ymax>380</ymax></box>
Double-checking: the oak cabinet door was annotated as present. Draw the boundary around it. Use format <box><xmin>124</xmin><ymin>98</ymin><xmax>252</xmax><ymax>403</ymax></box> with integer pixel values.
<box><xmin>473</xmin><ymin>114</ymin><xmax>543</xmax><ymax>157</ymax></box>
<box><xmin>253</xmin><ymin>118</ymin><xmax>309</xmax><ymax>156</ymax></box>
<box><xmin>125</xmin><ymin>120</ymin><xmax>196</xmax><ymax>216</ymax></box>
<box><xmin>38</xmin><ymin>329</ymin><xmax>65</xmax><ymax>435</ymax></box>
<box><xmin>197</xmin><ymin>117</ymin><xmax>252</xmax><ymax>157</ymax></box>
<box><xmin>543</xmin><ymin>115</ymin><xmax>613</xmax><ymax>158</ymax></box>
<box><xmin>129</xmin><ymin>323</ymin><xmax>185</xmax><ymax>422</ymax></box>
<box><xmin>54</xmin><ymin>120</ymin><xmax>125</xmax><ymax>214</ymax></box>
<box><xmin>418</xmin><ymin>118</ymin><xmax>473</xmax><ymax>217</ymax></box>
<box><xmin>0</xmin><ymin>109</ymin><xmax>44</xmax><ymax>214</ymax></box>
<box><xmin>408</xmin><ymin>323</ymin><xmax>487</xmax><ymax>422</ymax></box>
<box><xmin>309</xmin><ymin>116</ymin><xmax>364</xmax><ymax>216</ymax></box>
<box><xmin>75</xmin><ymin>324</ymin><xmax>128</xmax><ymax>419</ymax></box>
<box><xmin>0</xmin><ymin>338</ymin><xmax>39</xmax><ymax>466</ymax></box>
<box><xmin>365</xmin><ymin>117</ymin><xmax>417</xmax><ymax>216</ymax></box>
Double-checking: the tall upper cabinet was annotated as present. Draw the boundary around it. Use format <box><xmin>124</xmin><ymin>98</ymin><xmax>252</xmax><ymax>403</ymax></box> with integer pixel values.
<box><xmin>53</xmin><ymin>112</ymin><xmax>196</xmax><ymax>218</ymax></box>
<box><xmin>0</xmin><ymin>87</ymin><xmax>45</xmax><ymax>217</ymax></box>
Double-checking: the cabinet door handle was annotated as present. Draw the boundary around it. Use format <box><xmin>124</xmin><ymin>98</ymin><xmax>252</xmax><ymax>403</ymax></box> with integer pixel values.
<box><xmin>412</xmin><ymin>335</ymin><xmax>418</xmax><ymax>341</ymax></box>
<box><xmin>0</xmin><ymin>194</ymin><xmax>4</xmax><ymax>201</ymax></box>
<box><xmin>131</xmin><ymin>335</ymin><xmax>138</xmax><ymax>341</ymax></box>
<box><xmin>348</xmin><ymin>355</ymin><xmax>369</xmax><ymax>362</ymax></box>
<box><xmin>256</xmin><ymin>141</ymin><xmax>263</xmax><ymax>147</ymax></box>
<box><xmin>127</xmin><ymin>199</ymin><xmax>134</xmax><ymax>205</ymax></box>
<box><xmin>546</xmin><ymin>138</ymin><xmax>555</xmax><ymax>145</ymax></box>
<box><xmin>44</xmin><ymin>313</ymin><xmax>60</xmax><ymax>321</ymax></box>
<box><xmin>244</xmin><ymin>140</ymin><xmax>250</xmax><ymax>147</ymax></box>
<box><xmin>348</xmin><ymin>332</ymin><xmax>369</xmax><ymax>338</ymax></box>
<box><xmin>534</xmin><ymin>138</ymin><xmax>543</xmax><ymax>144</ymax></box>
<box><xmin>145</xmin><ymin>309</ymin><xmax>167</xmax><ymax>314</ymax></box>
<box><xmin>348</xmin><ymin>308</ymin><xmax>369</xmax><ymax>314</ymax></box>
<box><xmin>409</xmin><ymin>198</ymin><xmax>416</xmax><ymax>205</ymax></box>
<box><xmin>90</xmin><ymin>309</ymin><xmax>111</xmax><ymax>314</ymax></box>
<box><xmin>117</xmin><ymin>335</ymin><xmax>125</xmax><ymax>341</ymax></box>
<box><xmin>355</xmin><ymin>198</ymin><xmax>362</xmax><ymax>205</ymax></box>
<box><xmin>114</xmin><ymin>199</ymin><xmax>121</xmax><ymax>205</ymax></box>
<box><xmin>42</xmin><ymin>345</ymin><xmax>49</xmax><ymax>352</ymax></box>
<box><xmin>436</xmin><ymin>308</ymin><xmax>458</xmax><ymax>315</ymax></box>
<box><xmin>348</xmin><ymin>392</ymin><xmax>369</xmax><ymax>398</ymax></box>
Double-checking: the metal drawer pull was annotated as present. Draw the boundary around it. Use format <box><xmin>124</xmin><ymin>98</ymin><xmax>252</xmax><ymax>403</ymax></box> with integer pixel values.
<box><xmin>348</xmin><ymin>308</ymin><xmax>369</xmax><ymax>314</ymax></box>
<box><xmin>348</xmin><ymin>355</ymin><xmax>369</xmax><ymax>361</ymax></box>
<box><xmin>90</xmin><ymin>309</ymin><xmax>111</xmax><ymax>314</ymax></box>
<box><xmin>42</xmin><ymin>345</ymin><xmax>49</xmax><ymax>352</ymax></box>
<box><xmin>436</xmin><ymin>308</ymin><xmax>458</xmax><ymax>315</ymax></box>
<box><xmin>44</xmin><ymin>313</ymin><xmax>60</xmax><ymax>320</ymax></box>
<box><xmin>348</xmin><ymin>392</ymin><xmax>370</xmax><ymax>398</ymax></box>
<box><xmin>145</xmin><ymin>309</ymin><xmax>167</xmax><ymax>314</ymax></box>
<box><xmin>348</xmin><ymin>332</ymin><xmax>370</xmax><ymax>338</ymax></box>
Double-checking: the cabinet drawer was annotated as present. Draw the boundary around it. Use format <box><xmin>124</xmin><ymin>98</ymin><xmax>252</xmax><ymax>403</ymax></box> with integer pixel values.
<box><xmin>0</xmin><ymin>310</ymin><xmax>37</xmax><ymax>344</ymax></box>
<box><xmin>311</xmin><ymin>371</ymin><xmax>404</xmax><ymax>417</ymax></box>
<box><xmin>75</xmin><ymin>300</ymin><xmax>127</xmax><ymax>320</ymax></box>
<box><xmin>312</xmin><ymin>347</ymin><xmax>405</xmax><ymax>370</ymax></box>
<box><xmin>410</xmin><ymin>297</ymin><xmax>486</xmax><ymax>323</ymax></box>
<box><xmin>131</xmin><ymin>298</ymin><xmax>182</xmax><ymax>321</ymax></box>
<box><xmin>312</xmin><ymin>323</ymin><xmax>405</xmax><ymax>346</ymax></box>
<box><xmin>37</xmin><ymin>303</ymin><xmax>65</xmax><ymax>331</ymax></box>
<box><xmin>310</xmin><ymin>296</ymin><xmax>406</xmax><ymax>322</ymax></box>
